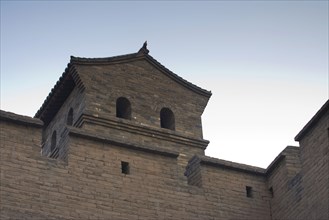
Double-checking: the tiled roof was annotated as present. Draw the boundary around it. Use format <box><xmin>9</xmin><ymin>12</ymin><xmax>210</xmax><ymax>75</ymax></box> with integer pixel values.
<box><xmin>35</xmin><ymin>44</ymin><xmax>212</xmax><ymax>124</ymax></box>
<box><xmin>70</xmin><ymin>46</ymin><xmax>212</xmax><ymax>97</ymax></box>
<box><xmin>34</xmin><ymin>64</ymin><xmax>81</xmax><ymax>124</ymax></box>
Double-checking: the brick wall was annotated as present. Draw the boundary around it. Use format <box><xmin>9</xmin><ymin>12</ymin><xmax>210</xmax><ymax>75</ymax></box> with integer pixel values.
<box><xmin>1</xmin><ymin>50</ymin><xmax>328</xmax><ymax>219</ymax></box>
<box><xmin>42</xmin><ymin>87</ymin><xmax>85</xmax><ymax>160</ymax></box>
<box><xmin>297</xmin><ymin>108</ymin><xmax>328</xmax><ymax>219</ymax></box>
<box><xmin>74</xmin><ymin>59</ymin><xmax>209</xmax><ymax>139</ymax></box>
<box><xmin>266</xmin><ymin>146</ymin><xmax>303</xmax><ymax>219</ymax></box>
<box><xmin>267</xmin><ymin>102</ymin><xmax>329</xmax><ymax>220</ymax></box>
<box><xmin>0</xmin><ymin>112</ymin><xmax>273</xmax><ymax>220</ymax></box>
<box><xmin>1</xmin><ymin>103</ymin><xmax>328</xmax><ymax>219</ymax></box>
<box><xmin>67</xmin><ymin>57</ymin><xmax>211</xmax><ymax>182</ymax></box>
<box><xmin>186</xmin><ymin>155</ymin><xmax>272</xmax><ymax>219</ymax></box>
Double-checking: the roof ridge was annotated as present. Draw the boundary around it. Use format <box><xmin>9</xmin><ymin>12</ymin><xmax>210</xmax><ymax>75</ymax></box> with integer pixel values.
<box><xmin>70</xmin><ymin>52</ymin><xmax>140</xmax><ymax>64</ymax></box>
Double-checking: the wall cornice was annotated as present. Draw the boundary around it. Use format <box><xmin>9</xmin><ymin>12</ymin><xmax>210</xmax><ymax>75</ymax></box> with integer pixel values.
<box><xmin>69</xmin><ymin>127</ymin><xmax>180</xmax><ymax>158</ymax></box>
<box><xmin>75</xmin><ymin>113</ymin><xmax>210</xmax><ymax>150</ymax></box>
<box><xmin>0</xmin><ymin>110</ymin><xmax>43</xmax><ymax>128</ymax></box>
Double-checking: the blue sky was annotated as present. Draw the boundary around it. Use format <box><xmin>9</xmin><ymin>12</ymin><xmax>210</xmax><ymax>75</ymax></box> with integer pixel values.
<box><xmin>1</xmin><ymin>1</ymin><xmax>328</xmax><ymax>168</ymax></box>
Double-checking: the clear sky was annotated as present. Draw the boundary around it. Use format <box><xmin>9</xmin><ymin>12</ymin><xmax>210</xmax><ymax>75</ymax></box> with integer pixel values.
<box><xmin>1</xmin><ymin>1</ymin><xmax>328</xmax><ymax>168</ymax></box>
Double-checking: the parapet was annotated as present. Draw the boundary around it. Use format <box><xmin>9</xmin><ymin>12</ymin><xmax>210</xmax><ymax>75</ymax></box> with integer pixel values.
<box><xmin>0</xmin><ymin>110</ymin><xmax>43</xmax><ymax>128</ymax></box>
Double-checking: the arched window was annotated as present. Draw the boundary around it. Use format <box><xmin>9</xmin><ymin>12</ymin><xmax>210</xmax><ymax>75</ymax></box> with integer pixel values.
<box><xmin>116</xmin><ymin>97</ymin><xmax>131</xmax><ymax>120</ymax></box>
<box><xmin>67</xmin><ymin>108</ymin><xmax>73</xmax><ymax>126</ymax></box>
<box><xmin>51</xmin><ymin>131</ymin><xmax>57</xmax><ymax>152</ymax></box>
<box><xmin>160</xmin><ymin>108</ymin><xmax>175</xmax><ymax>130</ymax></box>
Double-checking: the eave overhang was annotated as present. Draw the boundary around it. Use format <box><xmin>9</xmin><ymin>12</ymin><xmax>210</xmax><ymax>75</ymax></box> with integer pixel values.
<box><xmin>34</xmin><ymin>64</ymin><xmax>84</xmax><ymax>125</ymax></box>
<box><xmin>69</xmin><ymin>47</ymin><xmax>212</xmax><ymax>98</ymax></box>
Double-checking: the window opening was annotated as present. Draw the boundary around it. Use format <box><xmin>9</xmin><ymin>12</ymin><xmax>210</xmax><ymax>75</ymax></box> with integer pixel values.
<box><xmin>269</xmin><ymin>187</ymin><xmax>274</xmax><ymax>198</ymax></box>
<box><xmin>51</xmin><ymin>131</ymin><xmax>57</xmax><ymax>152</ymax></box>
<box><xmin>121</xmin><ymin>161</ymin><xmax>130</xmax><ymax>174</ymax></box>
<box><xmin>160</xmin><ymin>108</ymin><xmax>175</xmax><ymax>130</ymax></box>
<box><xmin>49</xmin><ymin>131</ymin><xmax>59</xmax><ymax>159</ymax></box>
<box><xmin>116</xmin><ymin>97</ymin><xmax>131</xmax><ymax>120</ymax></box>
<box><xmin>67</xmin><ymin>108</ymin><xmax>73</xmax><ymax>125</ymax></box>
<box><xmin>246</xmin><ymin>186</ymin><xmax>253</xmax><ymax>198</ymax></box>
